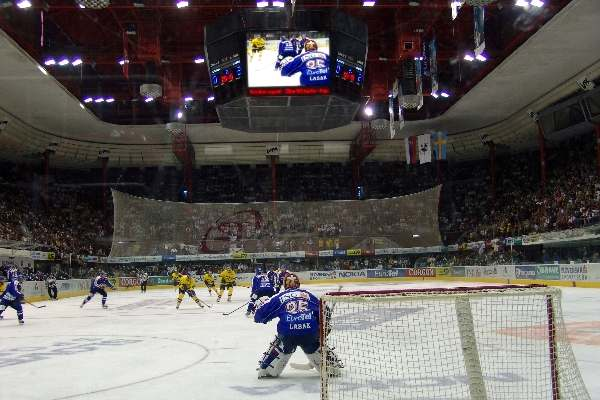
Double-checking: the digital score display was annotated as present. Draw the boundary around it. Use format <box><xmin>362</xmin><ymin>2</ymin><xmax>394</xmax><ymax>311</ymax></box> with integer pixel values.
<box><xmin>335</xmin><ymin>52</ymin><xmax>364</xmax><ymax>86</ymax></box>
<box><xmin>209</xmin><ymin>54</ymin><xmax>243</xmax><ymax>88</ymax></box>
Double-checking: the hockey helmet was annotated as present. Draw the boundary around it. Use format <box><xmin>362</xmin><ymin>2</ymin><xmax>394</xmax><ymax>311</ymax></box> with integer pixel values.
<box><xmin>284</xmin><ymin>273</ymin><xmax>300</xmax><ymax>290</ymax></box>
<box><xmin>304</xmin><ymin>39</ymin><xmax>318</xmax><ymax>52</ymax></box>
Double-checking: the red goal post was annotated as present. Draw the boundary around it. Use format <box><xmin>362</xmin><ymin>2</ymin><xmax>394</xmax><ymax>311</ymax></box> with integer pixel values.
<box><xmin>319</xmin><ymin>285</ymin><xmax>590</xmax><ymax>400</ymax></box>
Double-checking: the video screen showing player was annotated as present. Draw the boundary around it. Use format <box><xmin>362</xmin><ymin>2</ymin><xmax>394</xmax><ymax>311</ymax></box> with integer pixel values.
<box><xmin>246</xmin><ymin>31</ymin><xmax>330</xmax><ymax>88</ymax></box>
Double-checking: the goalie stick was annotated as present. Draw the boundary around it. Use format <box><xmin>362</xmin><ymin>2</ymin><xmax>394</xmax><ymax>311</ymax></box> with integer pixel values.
<box><xmin>222</xmin><ymin>301</ymin><xmax>250</xmax><ymax>316</ymax></box>
<box><xmin>290</xmin><ymin>285</ymin><xmax>343</xmax><ymax>371</ymax></box>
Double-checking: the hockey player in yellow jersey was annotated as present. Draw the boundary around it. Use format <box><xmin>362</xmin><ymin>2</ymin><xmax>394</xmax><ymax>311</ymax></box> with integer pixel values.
<box><xmin>171</xmin><ymin>271</ymin><xmax>182</xmax><ymax>285</ymax></box>
<box><xmin>217</xmin><ymin>265</ymin><xmax>236</xmax><ymax>302</ymax></box>
<box><xmin>0</xmin><ymin>276</ymin><xmax>5</xmax><ymax>293</ymax></box>
<box><xmin>202</xmin><ymin>271</ymin><xmax>218</xmax><ymax>296</ymax></box>
<box><xmin>176</xmin><ymin>273</ymin><xmax>204</xmax><ymax>310</ymax></box>
<box><xmin>250</xmin><ymin>35</ymin><xmax>266</xmax><ymax>62</ymax></box>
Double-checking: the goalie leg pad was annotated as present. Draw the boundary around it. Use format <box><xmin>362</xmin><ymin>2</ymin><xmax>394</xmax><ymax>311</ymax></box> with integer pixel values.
<box><xmin>257</xmin><ymin>336</ymin><xmax>292</xmax><ymax>378</ymax></box>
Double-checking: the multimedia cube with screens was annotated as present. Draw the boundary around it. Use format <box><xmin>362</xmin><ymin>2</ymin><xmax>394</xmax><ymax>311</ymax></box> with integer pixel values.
<box><xmin>205</xmin><ymin>9</ymin><xmax>367</xmax><ymax>132</ymax></box>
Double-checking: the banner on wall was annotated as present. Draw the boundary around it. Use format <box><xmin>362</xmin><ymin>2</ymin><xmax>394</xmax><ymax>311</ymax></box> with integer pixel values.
<box><xmin>515</xmin><ymin>265</ymin><xmax>536</xmax><ymax>279</ymax></box>
<box><xmin>535</xmin><ymin>265</ymin><xmax>561</xmax><ymax>280</ymax></box>
<box><xmin>560</xmin><ymin>265</ymin><xmax>588</xmax><ymax>281</ymax></box>
<box><xmin>407</xmin><ymin>268</ymin><xmax>435</xmax><ymax>277</ymax></box>
<box><xmin>367</xmin><ymin>269</ymin><xmax>407</xmax><ymax>279</ymax></box>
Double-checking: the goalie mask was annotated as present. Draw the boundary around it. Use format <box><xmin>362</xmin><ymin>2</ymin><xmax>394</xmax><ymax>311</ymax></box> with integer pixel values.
<box><xmin>284</xmin><ymin>273</ymin><xmax>300</xmax><ymax>290</ymax></box>
<box><xmin>304</xmin><ymin>39</ymin><xmax>318</xmax><ymax>52</ymax></box>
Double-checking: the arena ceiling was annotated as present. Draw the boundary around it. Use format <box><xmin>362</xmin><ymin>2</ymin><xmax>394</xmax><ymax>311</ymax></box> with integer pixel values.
<box><xmin>0</xmin><ymin>0</ymin><xmax>599</xmax><ymax>167</ymax></box>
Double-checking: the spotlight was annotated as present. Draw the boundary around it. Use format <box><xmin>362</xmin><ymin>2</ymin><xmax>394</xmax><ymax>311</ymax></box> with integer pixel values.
<box><xmin>58</xmin><ymin>58</ymin><xmax>70</xmax><ymax>66</ymax></box>
<box><xmin>515</xmin><ymin>0</ymin><xmax>529</xmax><ymax>8</ymax></box>
<box><xmin>272</xmin><ymin>0</ymin><xmax>284</xmax><ymax>6</ymax></box>
<box><xmin>44</xmin><ymin>58</ymin><xmax>56</xmax><ymax>66</ymax></box>
<box><xmin>363</xmin><ymin>0</ymin><xmax>375</xmax><ymax>6</ymax></box>
<box><xmin>176</xmin><ymin>0</ymin><xmax>188</xmax><ymax>8</ymax></box>
<box><xmin>207</xmin><ymin>95</ymin><xmax>215</xmax><ymax>102</ymax></box>
<box><xmin>145</xmin><ymin>97</ymin><xmax>154</xmax><ymax>103</ymax></box>
<box><xmin>176</xmin><ymin>111</ymin><xmax>183</xmax><ymax>119</ymax></box>
<box><xmin>463</xmin><ymin>53</ymin><xmax>475</xmax><ymax>62</ymax></box>
<box><xmin>118</xmin><ymin>58</ymin><xmax>129</xmax><ymax>66</ymax></box>
<box><xmin>105</xmin><ymin>98</ymin><xmax>115</xmax><ymax>103</ymax></box>
<box><xmin>78</xmin><ymin>3</ymin><xmax>85</xmax><ymax>7</ymax></box>
<box><xmin>475</xmin><ymin>54</ymin><xmax>487</xmax><ymax>62</ymax></box>
<box><xmin>16</xmin><ymin>0</ymin><xmax>31</xmax><ymax>8</ymax></box>
<box><xmin>364</xmin><ymin>106</ymin><xmax>373</xmax><ymax>117</ymax></box>
<box><xmin>530</xmin><ymin>0</ymin><xmax>543</xmax><ymax>6</ymax></box>
<box><xmin>256</xmin><ymin>1</ymin><xmax>268</xmax><ymax>7</ymax></box>
<box><xmin>431</xmin><ymin>92</ymin><xmax>439</xmax><ymax>99</ymax></box>
<box><xmin>194</xmin><ymin>56</ymin><xmax>205</xmax><ymax>64</ymax></box>
<box><xmin>440</xmin><ymin>91</ymin><xmax>450</xmax><ymax>98</ymax></box>
<box><xmin>184</xmin><ymin>96</ymin><xmax>193</xmax><ymax>102</ymax></box>
<box><xmin>94</xmin><ymin>97</ymin><xmax>104</xmax><ymax>103</ymax></box>
<box><xmin>83</xmin><ymin>97</ymin><xmax>93</xmax><ymax>103</ymax></box>
<box><xmin>71</xmin><ymin>58</ymin><xmax>83</xmax><ymax>66</ymax></box>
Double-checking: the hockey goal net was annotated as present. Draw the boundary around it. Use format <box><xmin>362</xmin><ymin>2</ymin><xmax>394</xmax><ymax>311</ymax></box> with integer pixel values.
<box><xmin>320</xmin><ymin>285</ymin><xmax>590</xmax><ymax>400</ymax></box>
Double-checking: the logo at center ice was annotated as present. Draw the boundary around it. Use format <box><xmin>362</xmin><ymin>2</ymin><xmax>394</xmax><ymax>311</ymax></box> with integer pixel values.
<box><xmin>331</xmin><ymin>307</ymin><xmax>423</xmax><ymax>331</ymax></box>
<box><xmin>0</xmin><ymin>337</ymin><xmax>142</xmax><ymax>368</ymax></box>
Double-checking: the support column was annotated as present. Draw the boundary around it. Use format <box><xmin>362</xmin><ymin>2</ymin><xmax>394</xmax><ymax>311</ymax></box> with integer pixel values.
<box><xmin>101</xmin><ymin>156</ymin><xmax>109</xmax><ymax>213</ymax></box>
<box><xmin>536</xmin><ymin>120</ymin><xmax>546</xmax><ymax>190</ymax></box>
<box><xmin>270</xmin><ymin>156</ymin><xmax>278</xmax><ymax>202</ymax></box>
<box><xmin>595</xmin><ymin>124</ymin><xmax>600</xmax><ymax>176</ymax></box>
<box><xmin>42</xmin><ymin>150</ymin><xmax>51</xmax><ymax>206</ymax></box>
<box><xmin>489</xmin><ymin>142</ymin><xmax>496</xmax><ymax>201</ymax></box>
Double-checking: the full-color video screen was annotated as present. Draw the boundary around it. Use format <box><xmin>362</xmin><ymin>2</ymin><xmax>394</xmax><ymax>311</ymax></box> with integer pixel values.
<box><xmin>246</xmin><ymin>31</ymin><xmax>330</xmax><ymax>88</ymax></box>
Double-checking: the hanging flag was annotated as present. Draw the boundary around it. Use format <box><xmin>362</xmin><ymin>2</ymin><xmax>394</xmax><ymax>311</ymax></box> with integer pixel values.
<box><xmin>417</xmin><ymin>134</ymin><xmax>431</xmax><ymax>164</ymax></box>
<box><xmin>404</xmin><ymin>136</ymin><xmax>418</xmax><ymax>165</ymax></box>
<box><xmin>429</xmin><ymin>39</ymin><xmax>438</xmax><ymax>96</ymax></box>
<box><xmin>432</xmin><ymin>131</ymin><xmax>448</xmax><ymax>161</ymax></box>
<box><xmin>474</xmin><ymin>5</ymin><xmax>485</xmax><ymax>56</ymax></box>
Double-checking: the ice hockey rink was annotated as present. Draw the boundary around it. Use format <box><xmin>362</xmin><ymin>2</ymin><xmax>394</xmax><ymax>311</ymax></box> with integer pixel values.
<box><xmin>1</xmin><ymin>281</ymin><xmax>599</xmax><ymax>400</ymax></box>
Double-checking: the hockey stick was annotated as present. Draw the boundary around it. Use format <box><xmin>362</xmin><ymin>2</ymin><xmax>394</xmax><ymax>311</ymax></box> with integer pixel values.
<box><xmin>197</xmin><ymin>298</ymin><xmax>212</xmax><ymax>309</ymax></box>
<box><xmin>222</xmin><ymin>301</ymin><xmax>250</xmax><ymax>316</ymax></box>
<box><xmin>26</xmin><ymin>301</ymin><xmax>46</xmax><ymax>309</ymax></box>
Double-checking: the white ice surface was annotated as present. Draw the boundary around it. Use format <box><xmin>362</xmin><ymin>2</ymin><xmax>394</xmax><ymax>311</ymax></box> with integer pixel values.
<box><xmin>1</xmin><ymin>281</ymin><xmax>599</xmax><ymax>400</ymax></box>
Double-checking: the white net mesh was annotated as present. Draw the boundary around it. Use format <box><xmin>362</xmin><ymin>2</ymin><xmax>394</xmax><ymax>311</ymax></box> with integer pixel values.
<box><xmin>400</xmin><ymin>94</ymin><xmax>424</xmax><ymax>110</ymax></box>
<box><xmin>321</xmin><ymin>286</ymin><xmax>590</xmax><ymax>400</ymax></box>
<box><xmin>75</xmin><ymin>0</ymin><xmax>109</xmax><ymax>9</ymax></box>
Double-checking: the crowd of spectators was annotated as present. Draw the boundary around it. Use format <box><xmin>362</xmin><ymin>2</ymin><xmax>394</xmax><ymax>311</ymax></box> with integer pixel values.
<box><xmin>0</xmin><ymin>133</ymin><xmax>599</xmax><ymax>266</ymax></box>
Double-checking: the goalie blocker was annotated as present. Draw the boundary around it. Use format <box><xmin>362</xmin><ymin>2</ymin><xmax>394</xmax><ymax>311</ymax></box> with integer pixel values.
<box><xmin>253</xmin><ymin>273</ymin><xmax>342</xmax><ymax>378</ymax></box>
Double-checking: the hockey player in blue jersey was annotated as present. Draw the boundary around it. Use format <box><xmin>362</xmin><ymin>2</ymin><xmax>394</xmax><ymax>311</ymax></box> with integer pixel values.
<box><xmin>275</xmin><ymin>36</ymin><xmax>297</xmax><ymax>70</ymax></box>
<box><xmin>253</xmin><ymin>273</ymin><xmax>342</xmax><ymax>378</ymax></box>
<box><xmin>80</xmin><ymin>272</ymin><xmax>116</xmax><ymax>309</ymax></box>
<box><xmin>246</xmin><ymin>267</ymin><xmax>275</xmax><ymax>316</ymax></box>
<box><xmin>0</xmin><ymin>274</ymin><xmax>25</xmax><ymax>324</ymax></box>
<box><xmin>280</xmin><ymin>39</ymin><xmax>329</xmax><ymax>86</ymax></box>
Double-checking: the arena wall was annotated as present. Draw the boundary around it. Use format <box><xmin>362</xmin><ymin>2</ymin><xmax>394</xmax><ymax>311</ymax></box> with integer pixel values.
<box><xmin>20</xmin><ymin>263</ymin><xmax>600</xmax><ymax>303</ymax></box>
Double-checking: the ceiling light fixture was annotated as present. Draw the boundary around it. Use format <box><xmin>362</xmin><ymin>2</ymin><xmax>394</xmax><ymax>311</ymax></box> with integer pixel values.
<box><xmin>71</xmin><ymin>58</ymin><xmax>83</xmax><ymax>66</ymax></box>
<box><xmin>530</xmin><ymin>0</ymin><xmax>543</xmax><ymax>7</ymax></box>
<box><xmin>475</xmin><ymin>54</ymin><xmax>487</xmax><ymax>62</ymax></box>
<box><xmin>272</xmin><ymin>0</ymin><xmax>284</xmax><ymax>6</ymax></box>
<box><xmin>363</xmin><ymin>0</ymin><xmax>375</xmax><ymax>6</ymax></box>
<box><xmin>408</xmin><ymin>1</ymin><xmax>420</xmax><ymax>6</ymax></box>
<box><xmin>175</xmin><ymin>0</ymin><xmax>188</xmax><ymax>8</ymax></box>
<box><xmin>58</xmin><ymin>58</ymin><xmax>70</xmax><ymax>66</ymax></box>
<box><xmin>94</xmin><ymin>97</ymin><xmax>104</xmax><ymax>103</ymax></box>
<box><xmin>176</xmin><ymin>111</ymin><xmax>183</xmax><ymax>119</ymax></box>
<box><xmin>44</xmin><ymin>58</ymin><xmax>56</xmax><ymax>66</ymax></box>
<box><xmin>78</xmin><ymin>3</ymin><xmax>85</xmax><ymax>7</ymax></box>
<box><xmin>515</xmin><ymin>0</ymin><xmax>529</xmax><ymax>8</ymax></box>
<box><xmin>207</xmin><ymin>95</ymin><xmax>215</xmax><ymax>102</ymax></box>
<box><xmin>364</xmin><ymin>106</ymin><xmax>373</xmax><ymax>117</ymax></box>
<box><xmin>431</xmin><ymin>92</ymin><xmax>439</xmax><ymax>99</ymax></box>
<box><xmin>83</xmin><ymin>97</ymin><xmax>93</xmax><ymax>103</ymax></box>
<box><xmin>105</xmin><ymin>98</ymin><xmax>115</xmax><ymax>103</ymax></box>
<box><xmin>184</xmin><ymin>96</ymin><xmax>193</xmax><ymax>102</ymax></box>
<box><xmin>194</xmin><ymin>56</ymin><xmax>205</xmax><ymax>64</ymax></box>
<box><xmin>463</xmin><ymin>53</ymin><xmax>475</xmax><ymax>62</ymax></box>
<box><xmin>145</xmin><ymin>97</ymin><xmax>154</xmax><ymax>103</ymax></box>
<box><xmin>256</xmin><ymin>1</ymin><xmax>268</xmax><ymax>7</ymax></box>
<box><xmin>16</xmin><ymin>0</ymin><xmax>31</xmax><ymax>8</ymax></box>
<box><xmin>118</xmin><ymin>58</ymin><xmax>129</xmax><ymax>66</ymax></box>
<box><xmin>440</xmin><ymin>91</ymin><xmax>450</xmax><ymax>98</ymax></box>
